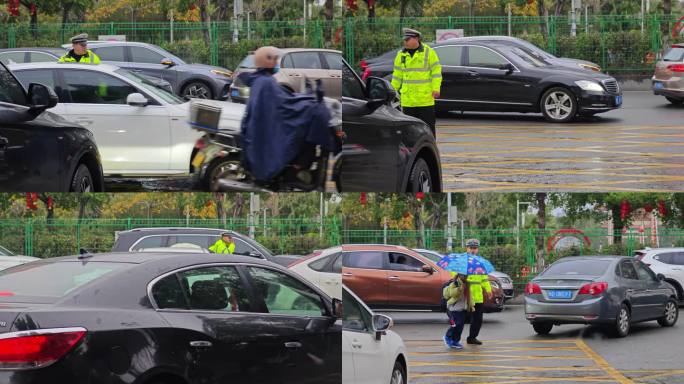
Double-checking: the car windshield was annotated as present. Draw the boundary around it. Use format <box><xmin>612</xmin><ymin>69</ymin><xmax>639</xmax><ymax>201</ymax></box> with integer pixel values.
<box><xmin>542</xmin><ymin>259</ymin><xmax>612</xmax><ymax>277</ymax></box>
<box><xmin>663</xmin><ymin>47</ymin><xmax>684</xmax><ymax>62</ymax></box>
<box><xmin>0</xmin><ymin>261</ymin><xmax>131</xmax><ymax>301</ymax></box>
<box><xmin>510</xmin><ymin>47</ymin><xmax>549</xmax><ymax>67</ymax></box>
<box><xmin>513</xmin><ymin>39</ymin><xmax>556</xmax><ymax>59</ymax></box>
<box><xmin>115</xmin><ymin>68</ymin><xmax>184</xmax><ymax>105</ymax></box>
<box><xmin>239</xmin><ymin>55</ymin><xmax>255</xmax><ymax>69</ymax></box>
<box><xmin>418</xmin><ymin>251</ymin><xmax>442</xmax><ymax>263</ymax></box>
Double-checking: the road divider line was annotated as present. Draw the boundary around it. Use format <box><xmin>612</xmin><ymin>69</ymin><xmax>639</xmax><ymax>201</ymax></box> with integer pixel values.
<box><xmin>575</xmin><ymin>340</ymin><xmax>633</xmax><ymax>384</ymax></box>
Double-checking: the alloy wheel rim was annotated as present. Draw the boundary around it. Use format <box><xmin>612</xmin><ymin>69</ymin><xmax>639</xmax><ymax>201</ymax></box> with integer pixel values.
<box><xmin>666</xmin><ymin>302</ymin><xmax>677</xmax><ymax>322</ymax></box>
<box><xmin>619</xmin><ymin>308</ymin><xmax>629</xmax><ymax>333</ymax></box>
<box><xmin>79</xmin><ymin>176</ymin><xmax>92</xmax><ymax>193</ymax></box>
<box><xmin>186</xmin><ymin>85</ymin><xmax>210</xmax><ymax>99</ymax></box>
<box><xmin>418</xmin><ymin>171</ymin><xmax>431</xmax><ymax>192</ymax></box>
<box><xmin>391</xmin><ymin>369</ymin><xmax>404</xmax><ymax>384</ymax></box>
<box><xmin>545</xmin><ymin>92</ymin><xmax>572</xmax><ymax>120</ymax></box>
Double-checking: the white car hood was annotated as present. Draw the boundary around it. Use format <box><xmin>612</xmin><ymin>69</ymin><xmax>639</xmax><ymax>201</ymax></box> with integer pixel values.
<box><xmin>173</xmin><ymin>100</ymin><xmax>245</xmax><ymax>132</ymax></box>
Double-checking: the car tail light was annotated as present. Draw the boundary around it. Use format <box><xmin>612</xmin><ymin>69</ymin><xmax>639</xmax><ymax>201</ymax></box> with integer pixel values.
<box><xmin>360</xmin><ymin>59</ymin><xmax>368</xmax><ymax>70</ymax></box>
<box><xmin>0</xmin><ymin>291</ymin><xmax>14</xmax><ymax>297</ymax></box>
<box><xmin>578</xmin><ymin>282</ymin><xmax>608</xmax><ymax>296</ymax></box>
<box><xmin>525</xmin><ymin>282</ymin><xmax>541</xmax><ymax>295</ymax></box>
<box><xmin>194</xmin><ymin>138</ymin><xmax>206</xmax><ymax>150</ymax></box>
<box><xmin>0</xmin><ymin>327</ymin><xmax>86</xmax><ymax>369</ymax></box>
<box><xmin>667</xmin><ymin>64</ymin><xmax>684</xmax><ymax>73</ymax></box>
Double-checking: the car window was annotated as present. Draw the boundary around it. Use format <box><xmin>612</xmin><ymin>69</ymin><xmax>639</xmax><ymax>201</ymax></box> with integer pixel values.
<box><xmin>673</xmin><ymin>253</ymin><xmax>684</xmax><ymax>265</ymax></box>
<box><xmin>246</xmin><ymin>266</ymin><xmax>327</xmax><ymax>317</ymax></box>
<box><xmin>543</xmin><ymin>259</ymin><xmax>612</xmax><ymax>276</ymax></box>
<box><xmin>332</xmin><ymin>253</ymin><xmax>342</xmax><ymax>273</ymax></box>
<box><xmin>634</xmin><ymin>261</ymin><xmax>657</xmax><ymax>282</ymax></box>
<box><xmin>115</xmin><ymin>68</ymin><xmax>184</xmax><ymax>105</ymax></box>
<box><xmin>654</xmin><ymin>252</ymin><xmax>676</xmax><ymax>264</ymax></box>
<box><xmin>343</xmin><ymin>251</ymin><xmax>384</xmax><ymax>269</ymax></box>
<box><xmin>0</xmin><ymin>51</ymin><xmax>25</xmax><ymax>65</ymax></box>
<box><xmin>174</xmin><ymin>266</ymin><xmax>252</xmax><ymax>312</ymax></box>
<box><xmin>92</xmin><ymin>46</ymin><xmax>126</xmax><ymax>62</ymax></box>
<box><xmin>468</xmin><ymin>46</ymin><xmax>509</xmax><ymax>69</ymax></box>
<box><xmin>343</xmin><ymin>289</ymin><xmax>372</xmax><ymax>333</ymax></box>
<box><xmin>130</xmin><ymin>236</ymin><xmax>166</xmax><ymax>250</ymax></box>
<box><xmin>620</xmin><ymin>260</ymin><xmax>639</xmax><ymax>280</ymax></box>
<box><xmin>342</xmin><ymin>62</ymin><xmax>366</xmax><ymax>100</ymax></box>
<box><xmin>29</xmin><ymin>52</ymin><xmax>58</xmax><ymax>63</ymax></box>
<box><xmin>287</xmin><ymin>52</ymin><xmax>323</xmax><ymax>69</ymax></box>
<box><xmin>130</xmin><ymin>46</ymin><xmax>165</xmax><ymax>64</ymax></box>
<box><xmin>322</xmin><ymin>52</ymin><xmax>343</xmax><ymax>70</ymax></box>
<box><xmin>388</xmin><ymin>252</ymin><xmax>424</xmax><ymax>272</ymax></box>
<box><xmin>62</xmin><ymin>69</ymin><xmax>138</xmax><ymax>104</ymax></box>
<box><xmin>0</xmin><ymin>64</ymin><xmax>27</xmax><ymax>105</ymax></box>
<box><xmin>433</xmin><ymin>46</ymin><xmax>463</xmax><ymax>66</ymax></box>
<box><xmin>232</xmin><ymin>238</ymin><xmax>260</xmax><ymax>257</ymax></box>
<box><xmin>663</xmin><ymin>47</ymin><xmax>684</xmax><ymax>62</ymax></box>
<box><xmin>13</xmin><ymin>69</ymin><xmax>56</xmax><ymax>91</ymax></box>
<box><xmin>309</xmin><ymin>253</ymin><xmax>335</xmax><ymax>272</ymax></box>
<box><xmin>418</xmin><ymin>251</ymin><xmax>442</xmax><ymax>264</ymax></box>
<box><xmin>151</xmin><ymin>273</ymin><xmax>188</xmax><ymax>309</ymax></box>
<box><xmin>510</xmin><ymin>47</ymin><xmax>547</xmax><ymax>67</ymax></box>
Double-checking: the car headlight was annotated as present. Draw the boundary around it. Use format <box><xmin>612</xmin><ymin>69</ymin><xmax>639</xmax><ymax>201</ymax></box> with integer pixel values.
<box><xmin>575</xmin><ymin>80</ymin><xmax>604</xmax><ymax>92</ymax></box>
<box><xmin>211</xmin><ymin>69</ymin><xmax>233</xmax><ymax>78</ymax></box>
<box><xmin>579</xmin><ymin>63</ymin><xmax>601</xmax><ymax>72</ymax></box>
<box><xmin>491</xmin><ymin>281</ymin><xmax>500</xmax><ymax>289</ymax></box>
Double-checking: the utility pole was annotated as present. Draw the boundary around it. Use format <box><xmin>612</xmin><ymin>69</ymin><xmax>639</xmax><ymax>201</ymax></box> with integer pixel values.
<box><xmin>447</xmin><ymin>193</ymin><xmax>454</xmax><ymax>252</ymax></box>
<box><xmin>516</xmin><ymin>200</ymin><xmax>532</xmax><ymax>252</ymax></box>
<box><xmin>570</xmin><ymin>0</ymin><xmax>577</xmax><ymax>37</ymax></box>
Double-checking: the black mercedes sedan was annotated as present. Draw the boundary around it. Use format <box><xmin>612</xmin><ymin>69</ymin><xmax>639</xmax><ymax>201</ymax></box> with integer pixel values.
<box><xmin>0</xmin><ymin>62</ymin><xmax>104</xmax><ymax>192</ymax></box>
<box><xmin>0</xmin><ymin>252</ymin><xmax>342</xmax><ymax>384</ymax></box>
<box><xmin>342</xmin><ymin>59</ymin><xmax>442</xmax><ymax>192</ymax></box>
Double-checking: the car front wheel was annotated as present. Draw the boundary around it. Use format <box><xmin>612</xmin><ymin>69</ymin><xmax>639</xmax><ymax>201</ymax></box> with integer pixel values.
<box><xmin>541</xmin><ymin>87</ymin><xmax>577</xmax><ymax>123</ymax></box>
<box><xmin>390</xmin><ymin>359</ymin><xmax>407</xmax><ymax>384</ymax></box>
<box><xmin>182</xmin><ymin>81</ymin><xmax>213</xmax><ymax>99</ymax></box>
<box><xmin>657</xmin><ymin>299</ymin><xmax>679</xmax><ymax>327</ymax></box>
<box><xmin>408</xmin><ymin>158</ymin><xmax>432</xmax><ymax>192</ymax></box>
<box><xmin>70</xmin><ymin>164</ymin><xmax>94</xmax><ymax>192</ymax></box>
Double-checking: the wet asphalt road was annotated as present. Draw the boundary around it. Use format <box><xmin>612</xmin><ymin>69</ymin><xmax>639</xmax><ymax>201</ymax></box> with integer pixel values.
<box><xmin>379</xmin><ymin>304</ymin><xmax>684</xmax><ymax>384</ymax></box>
<box><xmin>438</xmin><ymin>91</ymin><xmax>684</xmax><ymax>192</ymax></box>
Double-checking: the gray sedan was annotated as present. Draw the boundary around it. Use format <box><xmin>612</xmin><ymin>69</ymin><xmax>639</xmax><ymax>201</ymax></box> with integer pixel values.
<box><xmin>525</xmin><ymin>256</ymin><xmax>678</xmax><ymax>338</ymax></box>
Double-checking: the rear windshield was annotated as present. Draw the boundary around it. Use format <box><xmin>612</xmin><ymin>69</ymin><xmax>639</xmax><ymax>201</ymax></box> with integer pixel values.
<box><xmin>663</xmin><ymin>47</ymin><xmax>684</xmax><ymax>62</ymax></box>
<box><xmin>542</xmin><ymin>259</ymin><xmax>612</xmax><ymax>276</ymax></box>
<box><xmin>0</xmin><ymin>261</ymin><xmax>130</xmax><ymax>301</ymax></box>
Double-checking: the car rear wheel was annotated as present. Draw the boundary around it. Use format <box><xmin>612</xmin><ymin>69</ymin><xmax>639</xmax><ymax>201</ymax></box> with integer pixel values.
<box><xmin>541</xmin><ymin>87</ymin><xmax>577</xmax><ymax>123</ymax></box>
<box><xmin>665</xmin><ymin>97</ymin><xmax>683</xmax><ymax>105</ymax></box>
<box><xmin>532</xmin><ymin>322</ymin><xmax>553</xmax><ymax>335</ymax></box>
<box><xmin>408</xmin><ymin>158</ymin><xmax>432</xmax><ymax>193</ymax></box>
<box><xmin>203</xmin><ymin>156</ymin><xmax>241</xmax><ymax>191</ymax></box>
<box><xmin>657</xmin><ymin>299</ymin><xmax>679</xmax><ymax>327</ymax></box>
<box><xmin>390</xmin><ymin>359</ymin><xmax>407</xmax><ymax>384</ymax></box>
<box><xmin>70</xmin><ymin>164</ymin><xmax>93</xmax><ymax>192</ymax></box>
<box><xmin>182</xmin><ymin>81</ymin><xmax>213</xmax><ymax>100</ymax></box>
<box><xmin>613</xmin><ymin>304</ymin><xmax>631</xmax><ymax>338</ymax></box>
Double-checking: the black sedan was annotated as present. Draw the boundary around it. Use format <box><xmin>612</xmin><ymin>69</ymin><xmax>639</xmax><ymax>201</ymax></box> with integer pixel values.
<box><xmin>111</xmin><ymin>227</ymin><xmax>303</xmax><ymax>267</ymax></box>
<box><xmin>0</xmin><ymin>252</ymin><xmax>342</xmax><ymax>383</ymax></box>
<box><xmin>0</xmin><ymin>62</ymin><xmax>104</xmax><ymax>192</ymax></box>
<box><xmin>342</xmin><ymin>59</ymin><xmax>442</xmax><ymax>192</ymax></box>
<box><xmin>525</xmin><ymin>256</ymin><xmax>678</xmax><ymax>337</ymax></box>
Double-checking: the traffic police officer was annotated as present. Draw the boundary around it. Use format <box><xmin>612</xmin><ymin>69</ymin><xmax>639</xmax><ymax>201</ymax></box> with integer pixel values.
<box><xmin>208</xmin><ymin>233</ymin><xmax>236</xmax><ymax>254</ymax></box>
<box><xmin>58</xmin><ymin>33</ymin><xmax>101</xmax><ymax>64</ymax></box>
<box><xmin>464</xmin><ymin>238</ymin><xmax>491</xmax><ymax>345</ymax></box>
<box><xmin>391</xmin><ymin>28</ymin><xmax>442</xmax><ymax>137</ymax></box>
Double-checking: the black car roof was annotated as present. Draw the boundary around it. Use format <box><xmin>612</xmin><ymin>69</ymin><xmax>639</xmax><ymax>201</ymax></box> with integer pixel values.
<box><xmin>44</xmin><ymin>251</ymin><xmax>273</xmax><ymax>266</ymax></box>
<box><xmin>118</xmin><ymin>227</ymin><xmax>237</xmax><ymax>235</ymax></box>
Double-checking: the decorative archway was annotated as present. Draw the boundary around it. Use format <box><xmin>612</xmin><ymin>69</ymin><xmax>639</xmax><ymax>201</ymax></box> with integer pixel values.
<box><xmin>547</xmin><ymin>229</ymin><xmax>592</xmax><ymax>253</ymax></box>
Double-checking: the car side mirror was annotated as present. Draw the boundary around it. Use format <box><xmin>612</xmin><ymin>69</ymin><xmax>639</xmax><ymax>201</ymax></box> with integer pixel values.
<box><xmin>27</xmin><ymin>83</ymin><xmax>58</xmax><ymax>114</ymax></box>
<box><xmin>332</xmin><ymin>298</ymin><xmax>343</xmax><ymax>319</ymax></box>
<box><xmin>499</xmin><ymin>63</ymin><xmax>515</xmax><ymax>74</ymax></box>
<box><xmin>161</xmin><ymin>58</ymin><xmax>176</xmax><ymax>67</ymax></box>
<box><xmin>365</xmin><ymin>76</ymin><xmax>395</xmax><ymax>111</ymax></box>
<box><xmin>126</xmin><ymin>93</ymin><xmax>148</xmax><ymax>107</ymax></box>
<box><xmin>372</xmin><ymin>314</ymin><xmax>393</xmax><ymax>340</ymax></box>
<box><xmin>422</xmin><ymin>265</ymin><xmax>434</xmax><ymax>274</ymax></box>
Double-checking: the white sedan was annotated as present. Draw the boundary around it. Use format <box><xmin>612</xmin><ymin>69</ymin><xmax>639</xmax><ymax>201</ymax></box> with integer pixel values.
<box><xmin>343</xmin><ymin>285</ymin><xmax>407</xmax><ymax>384</ymax></box>
<box><xmin>288</xmin><ymin>247</ymin><xmax>341</xmax><ymax>300</ymax></box>
<box><xmin>9</xmin><ymin>62</ymin><xmax>245</xmax><ymax>177</ymax></box>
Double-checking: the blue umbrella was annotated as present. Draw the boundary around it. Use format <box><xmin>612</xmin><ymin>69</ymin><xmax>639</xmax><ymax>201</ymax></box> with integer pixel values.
<box><xmin>436</xmin><ymin>253</ymin><xmax>495</xmax><ymax>275</ymax></box>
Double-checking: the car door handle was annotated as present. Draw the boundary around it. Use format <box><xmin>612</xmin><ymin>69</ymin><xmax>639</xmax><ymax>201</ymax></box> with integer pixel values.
<box><xmin>466</xmin><ymin>70</ymin><xmax>480</xmax><ymax>78</ymax></box>
<box><xmin>351</xmin><ymin>342</ymin><xmax>363</xmax><ymax>349</ymax></box>
<box><xmin>189</xmin><ymin>340</ymin><xmax>213</xmax><ymax>348</ymax></box>
<box><xmin>388</xmin><ymin>276</ymin><xmax>400</xmax><ymax>281</ymax></box>
<box><xmin>343</xmin><ymin>272</ymin><xmax>353</xmax><ymax>277</ymax></box>
<box><xmin>284</xmin><ymin>342</ymin><xmax>302</xmax><ymax>349</ymax></box>
<box><xmin>289</xmin><ymin>74</ymin><xmax>302</xmax><ymax>77</ymax></box>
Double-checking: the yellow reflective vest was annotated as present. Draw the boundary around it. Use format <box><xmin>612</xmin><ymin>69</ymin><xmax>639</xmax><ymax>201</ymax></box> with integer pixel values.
<box><xmin>208</xmin><ymin>239</ymin><xmax>235</xmax><ymax>254</ymax></box>
<box><xmin>390</xmin><ymin>44</ymin><xmax>442</xmax><ymax>108</ymax></box>
<box><xmin>58</xmin><ymin>49</ymin><xmax>101</xmax><ymax>64</ymax></box>
<box><xmin>467</xmin><ymin>274</ymin><xmax>492</xmax><ymax>306</ymax></box>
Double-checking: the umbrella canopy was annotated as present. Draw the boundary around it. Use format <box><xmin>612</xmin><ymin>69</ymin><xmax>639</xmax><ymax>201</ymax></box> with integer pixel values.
<box><xmin>436</xmin><ymin>253</ymin><xmax>495</xmax><ymax>275</ymax></box>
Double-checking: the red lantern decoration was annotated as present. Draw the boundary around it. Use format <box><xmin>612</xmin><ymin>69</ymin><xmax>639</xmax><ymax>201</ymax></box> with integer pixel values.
<box><xmin>30</xmin><ymin>3</ymin><xmax>37</xmax><ymax>16</ymax></box>
<box><xmin>644</xmin><ymin>203</ymin><xmax>653</xmax><ymax>213</ymax></box>
<box><xmin>619</xmin><ymin>200</ymin><xmax>630</xmax><ymax>220</ymax></box>
<box><xmin>658</xmin><ymin>200</ymin><xmax>667</xmax><ymax>216</ymax></box>
<box><xmin>25</xmin><ymin>193</ymin><xmax>38</xmax><ymax>210</ymax></box>
<box><xmin>416</xmin><ymin>192</ymin><xmax>425</xmax><ymax>202</ymax></box>
<box><xmin>367</xmin><ymin>0</ymin><xmax>375</xmax><ymax>7</ymax></box>
<box><xmin>360</xmin><ymin>192</ymin><xmax>367</xmax><ymax>206</ymax></box>
<box><xmin>47</xmin><ymin>196</ymin><xmax>53</xmax><ymax>210</ymax></box>
<box><xmin>346</xmin><ymin>0</ymin><xmax>358</xmax><ymax>11</ymax></box>
<box><xmin>7</xmin><ymin>0</ymin><xmax>20</xmax><ymax>17</ymax></box>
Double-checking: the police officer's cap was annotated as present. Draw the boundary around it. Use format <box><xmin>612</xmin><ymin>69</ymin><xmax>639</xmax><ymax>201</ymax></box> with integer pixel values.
<box><xmin>70</xmin><ymin>33</ymin><xmax>89</xmax><ymax>44</ymax></box>
<box><xmin>402</xmin><ymin>28</ymin><xmax>421</xmax><ymax>40</ymax></box>
<box><xmin>466</xmin><ymin>239</ymin><xmax>480</xmax><ymax>247</ymax></box>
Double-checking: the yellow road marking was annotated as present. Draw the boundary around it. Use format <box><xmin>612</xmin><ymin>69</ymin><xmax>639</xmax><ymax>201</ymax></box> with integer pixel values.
<box><xmin>405</xmin><ymin>339</ymin><xmax>579</xmax><ymax>345</ymax></box>
<box><xmin>575</xmin><ymin>339</ymin><xmax>633</xmax><ymax>384</ymax></box>
<box><xmin>411</xmin><ymin>372</ymin><xmax>617</xmax><ymax>383</ymax></box>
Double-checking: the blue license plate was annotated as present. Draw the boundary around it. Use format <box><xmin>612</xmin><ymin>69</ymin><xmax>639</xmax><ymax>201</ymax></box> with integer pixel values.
<box><xmin>548</xmin><ymin>290</ymin><xmax>572</xmax><ymax>299</ymax></box>
<box><xmin>654</xmin><ymin>82</ymin><xmax>664</xmax><ymax>89</ymax></box>
<box><xmin>615</xmin><ymin>95</ymin><xmax>622</xmax><ymax>106</ymax></box>
<box><xmin>231</xmin><ymin>89</ymin><xmax>239</xmax><ymax>97</ymax></box>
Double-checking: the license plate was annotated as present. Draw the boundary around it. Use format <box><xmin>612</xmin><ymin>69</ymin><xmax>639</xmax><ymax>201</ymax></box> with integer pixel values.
<box><xmin>654</xmin><ymin>82</ymin><xmax>664</xmax><ymax>89</ymax></box>
<box><xmin>231</xmin><ymin>89</ymin><xmax>239</xmax><ymax>97</ymax></box>
<box><xmin>547</xmin><ymin>290</ymin><xmax>572</xmax><ymax>299</ymax></box>
<box><xmin>192</xmin><ymin>152</ymin><xmax>206</xmax><ymax>169</ymax></box>
<box><xmin>615</xmin><ymin>95</ymin><xmax>622</xmax><ymax>106</ymax></box>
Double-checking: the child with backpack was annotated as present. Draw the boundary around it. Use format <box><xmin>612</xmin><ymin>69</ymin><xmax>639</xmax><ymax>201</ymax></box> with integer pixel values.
<box><xmin>442</xmin><ymin>272</ymin><xmax>468</xmax><ymax>349</ymax></box>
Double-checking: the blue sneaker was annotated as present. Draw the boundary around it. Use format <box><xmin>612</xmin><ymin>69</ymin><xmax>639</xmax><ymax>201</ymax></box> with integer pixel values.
<box><xmin>443</xmin><ymin>335</ymin><xmax>453</xmax><ymax>348</ymax></box>
<box><xmin>451</xmin><ymin>342</ymin><xmax>464</xmax><ymax>350</ymax></box>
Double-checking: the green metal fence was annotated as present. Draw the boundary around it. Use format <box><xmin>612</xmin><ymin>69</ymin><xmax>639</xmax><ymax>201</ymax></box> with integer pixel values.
<box><xmin>0</xmin><ymin>20</ymin><xmax>344</xmax><ymax>70</ymax></box>
<box><xmin>344</xmin><ymin>14</ymin><xmax>683</xmax><ymax>77</ymax></box>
